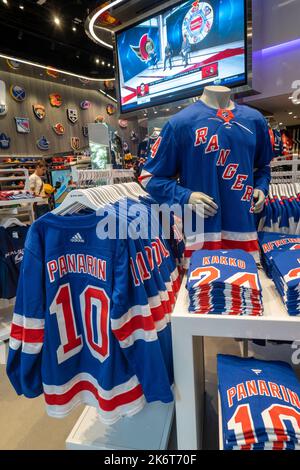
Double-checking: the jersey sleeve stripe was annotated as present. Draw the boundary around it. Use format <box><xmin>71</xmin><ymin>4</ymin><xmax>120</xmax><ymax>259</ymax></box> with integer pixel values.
<box><xmin>10</xmin><ymin>324</ymin><xmax>44</xmax><ymax>344</ymax></box>
<box><xmin>118</xmin><ymin>329</ymin><xmax>158</xmax><ymax>348</ymax></box>
<box><xmin>113</xmin><ymin>315</ymin><xmax>156</xmax><ymax>342</ymax></box>
<box><xmin>44</xmin><ymin>379</ymin><xmax>144</xmax><ymax>413</ymax></box>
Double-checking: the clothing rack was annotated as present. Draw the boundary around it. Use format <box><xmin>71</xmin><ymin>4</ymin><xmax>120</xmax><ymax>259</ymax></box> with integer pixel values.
<box><xmin>75</xmin><ymin>168</ymin><xmax>135</xmax><ymax>188</ymax></box>
<box><xmin>270</xmin><ymin>158</ymin><xmax>300</xmax><ymax>183</ymax></box>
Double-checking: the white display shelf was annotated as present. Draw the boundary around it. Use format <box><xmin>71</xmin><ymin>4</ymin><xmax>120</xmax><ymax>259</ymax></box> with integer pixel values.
<box><xmin>171</xmin><ymin>270</ymin><xmax>300</xmax><ymax>450</ymax></box>
<box><xmin>66</xmin><ymin>402</ymin><xmax>174</xmax><ymax>450</ymax></box>
<box><xmin>0</xmin><ymin>197</ymin><xmax>44</xmax><ymax>206</ymax></box>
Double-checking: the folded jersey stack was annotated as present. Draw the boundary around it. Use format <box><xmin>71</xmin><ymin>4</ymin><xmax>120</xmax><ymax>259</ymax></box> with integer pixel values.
<box><xmin>187</xmin><ymin>249</ymin><xmax>263</xmax><ymax>316</ymax></box>
<box><xmin>258</xmin><ymin>232</ymin><xmax>300</xmax><ymax>278</ymax></box>
<box><xmin>271</xmin><ymin>250</ymin><xmax>300</xmax><ymax>316</ymax></box>
<box><xmin>218</xmin><ymin>354</ymin><xmax>300</xmax><ymax>450</ymax></box>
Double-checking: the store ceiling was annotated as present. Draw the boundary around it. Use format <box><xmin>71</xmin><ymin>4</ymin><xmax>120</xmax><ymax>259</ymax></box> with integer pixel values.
<box><xmin>245</xmin><ymin>93</ymin><xmax>300</xmax><ymax>127</ymax></box>
<box><xmin>0</xmin><ymin>0</ymin><xmax>114</xmax><ymax>78</ymax></box>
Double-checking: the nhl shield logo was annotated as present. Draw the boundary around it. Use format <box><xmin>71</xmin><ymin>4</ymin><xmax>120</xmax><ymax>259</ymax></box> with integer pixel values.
<box><xmin>67</xmin><ymin>108</ymin><xmax>79</xmax><ymax>124</ymax></box>
<box><xmin>71</xmin><ymin>137</ymin><xmax>80</xmax><ymax>150</ymax></box>
<box><xmin>33</xmin><ymin>104</ymin><xmax>46</xmax><ymax>120</ymax></box>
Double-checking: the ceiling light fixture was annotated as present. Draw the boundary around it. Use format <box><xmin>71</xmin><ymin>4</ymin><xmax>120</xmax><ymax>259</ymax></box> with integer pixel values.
<box><xmin>2</xmin><ymin>0</ymin><xmax>8</xmax><ymax>5</ymax></box>
<box><xmin>101</xmin><ymin>61</ymin><xmax>105</xmax><ymax>65</ymax></box>
<box><xmin>88</xmin><ymin>0</ymin><xmax>125</xmax><ymax>49</ymax></box>
<box><xmin>279</xmin><ymin>122</ymin><xmax>283</xmax><ymax>125</ymax></box>
<box><xmin>72</xmin><ymin>26</ymin><xmax>77</xmax><ymax>32</ymax></box>
<box><xmin>294</xmin><ymin>116</ymin><xmax>298</xmax><ymax>119</ymax></box>
<box><xmin>0</xmin><ymin>52</ymin><xmax>115</xmax><ymax>82</ymax></box>
<box><xmin>95</xmin><ymin>58</ymin><xmax>100</xmax><ymax>64</ymax></box>
<box><xmin>108</xmin><ymin>63</ymin><xmax>111</xmax><ymax>67</ymax></box>
<box><xmin>288</xmin><ymin>111</ymin><xmax>293</xmax><ymax>115</ymax></box>
<box><xmin>178</xmin><ymin>106</ymin><xmax>182</xmax><ymax>109</ymax></box>
<box><xmin>54</xmin><ymin>17</ymin><xmax>61</xmax><ymax>26</ymax></box>
<box><xmin>19</xmin><ymin>4</ymin><xmax>24</xmax><ymax>9</ymax></box>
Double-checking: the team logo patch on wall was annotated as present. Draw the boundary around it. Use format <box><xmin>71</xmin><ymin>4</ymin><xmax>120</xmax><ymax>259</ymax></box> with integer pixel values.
<box><xmin>0</xmin><ymin>80</ymin><xmax>8</xmax><ymax>116</ymax></box>
<box><xmin>118</xmin><ymin>119</ymin><xmax>128</xmax><ymax>128</ymax></box>
<box><xmin>46</xmin><ymin>67</ymin><xmax>59</xmax><ymax>79</ymax></box>
<box><xmin>80</xmin><ymin>100</ymin><xmax>91</xmax><ymax>110</ymax></box>
<box><xmin>71</xmin><ymin>137</ymin><xmax>80</xmax><ymax>150</ymax></box>
<box><xmin>106</xmin><ymin>104</ymin><xmax>116</xmax><ymax>115</ymax></box>
<box><xmin>10</xmin><ymin>85</ymin><xmax>26</xmax><ymax>102</ymax></box>
<box><xmin>53</xmin><ymin>123</ymin><xmax>65</xmax><ymax>135</ymax></box>
<box><xmin>0</xmin><ymin>133</ymin><xmax>11</xmax><ymax>149</ymax></box>
<box><xmin>82</xmin><ymin>125</ymin><xmax>89</xmax><ymax>137</ymax></box>
<box><xmin>49</xmin><ymin>93</ymin><xmax>62</xmax><ymax>107</ymax></box>
<box><xmin>67</xmin><ymin>108</ymin><xmax>79</xmax><ymax>123</ymax></box>
<box><xmin>6</xmin><ymin>59</ymin><xmax>21</xmax><ymax>70</ymax></box>
<box><xmin>33</xmin><ymin>104</ymin><xmax>46</xmax><ymax>120</ymax></box>
<box><xmin>37</xmin><ymin>136</ymin><xmax>50</xmax><ymax>150</ymax></box>
<box><xmin>15</xmin><ymin>117</ymin><xmax>30</xmax><ymax>133</ymax></box>
<box><xmin>94</xmin><ymin>115</ymin><xmax>104</xmax><ymax>123</ymax></box>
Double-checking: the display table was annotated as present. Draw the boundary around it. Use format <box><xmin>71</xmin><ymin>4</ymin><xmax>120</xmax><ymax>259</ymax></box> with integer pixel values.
<box><xmin>171</xmin><ymin>269</ymin><xmax>300</xmax><ymax>450</ymax></box>
<box><xmin>66</xmin><ymin>402</ymin><xmax>174</xmax><ymax>450</ymax></box>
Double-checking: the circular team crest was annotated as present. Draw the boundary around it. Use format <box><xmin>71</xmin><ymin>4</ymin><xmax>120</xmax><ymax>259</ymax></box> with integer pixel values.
<box><xmin>182</xmin><ymin>1</ymin><xmax>214</xmax><ymax>44</ymax></box>
<box><xmin>10</xmin><ymin>85</ymin><xmax>26</xmax><ymax>102</ymax></box>
<box><xmin>7</xmin><ymin>59</ymin><xmax>21</xmax><ymax>70</ymax></box>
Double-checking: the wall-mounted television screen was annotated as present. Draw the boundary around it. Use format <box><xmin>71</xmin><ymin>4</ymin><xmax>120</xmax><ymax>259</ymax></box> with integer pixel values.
<box><xmin>116</xmin><ymin>0</ymin><xmax>248</xmax><ymax>113</ymax></box>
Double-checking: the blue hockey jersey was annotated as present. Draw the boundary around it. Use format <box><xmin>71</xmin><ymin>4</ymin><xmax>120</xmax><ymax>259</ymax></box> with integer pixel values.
<box><xmin>6</xmin><ymin>211</ymin><xmax>174</xmax><ymax>424</ymax></box>
<box><xmin>218</xmin><ymin>354</ymin><xmax>300</xmax><ymax>450</ymax></box>
<box><xmin>140</xmin><ymin>101</ymin><xmax>273</xmax><ymax>257</ymax></box>
<box><xmin>0</xmin><ymin>225</ymin><xmax>28</xmax><ymax>299</ymax></box>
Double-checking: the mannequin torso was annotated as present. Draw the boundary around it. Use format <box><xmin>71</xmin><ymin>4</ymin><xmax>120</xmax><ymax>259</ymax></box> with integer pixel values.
<box><xmin>200</xmin><ymin>85</ymin><xmax>235</xmax><ymax>110</ymax></box>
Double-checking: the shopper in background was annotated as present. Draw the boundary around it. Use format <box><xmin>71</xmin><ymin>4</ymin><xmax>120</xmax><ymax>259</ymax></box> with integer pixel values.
<box><xmin>29</xmin><ymin>160</ymin><xmax>50</xmax><ymax>218</ymax></box>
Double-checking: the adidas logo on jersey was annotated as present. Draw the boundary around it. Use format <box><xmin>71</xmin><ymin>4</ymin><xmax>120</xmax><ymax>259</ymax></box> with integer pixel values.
<box><xmin>70</xmin><ymin>233</ymin><xmax>85</xmax><ymax>243</ymax></box>
<box><xmin>251</xmin><ymin>369</ymin><xmax>262</xmax><ymax>375</ymax></box>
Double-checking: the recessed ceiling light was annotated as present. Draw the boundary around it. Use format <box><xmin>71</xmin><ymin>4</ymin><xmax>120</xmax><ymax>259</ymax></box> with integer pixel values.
<box><xmin>288</xmin><ymin>112</ymin><xmax>293</xmax><ymax>115</ymax></box>
<box><xmin>154</xmin><ymin>111</ymin><xmax>158</xmax><ymax>114</ymax></box>
<box><xmin>72</xmin><ymin>26</ymin><xmax>76</xmax><ymax>32</ymax></box>
<box><xmin>101</xmin><ymin>61</ymin><xmax>105</xmax><ymax>65</ymax></box>
<box><xmin>112</xmin><ymin>65</ymin><xmax>115</xmax><ymax>69</ymax></box>
<box><xmin>54</xmin><ymin>17</ymin><xmax>60</xmax><ymax>26</ymax></box>
<box><xmin>279</xmin><ymin>122</ymin><xmax>283</xmax><ymax>125</ymax></box>
<box><xmin>2</xmin><ymin>0</ymin><xmax>8</xmax><ymax>5</ymax></box>
<box><xmin>95</xmin><ymin>58</ymin><xmax>100</xmax><ymax>64</ymax></box>
<box><xmin>108</xmin><ymin>63</ymin><xmax>111</xmax><ymax>67</ymax></box>
<box><xmin>19</xmin><ymin>4</ymin><xmax>24</xmax><ymax>9</ymax></box>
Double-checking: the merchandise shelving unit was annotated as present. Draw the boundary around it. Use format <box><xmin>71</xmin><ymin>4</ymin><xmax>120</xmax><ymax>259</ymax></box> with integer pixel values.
<box><xmin>171</xmin><ymin>270</ymin><xmax>300</xmax><ymax>450</ymax></box>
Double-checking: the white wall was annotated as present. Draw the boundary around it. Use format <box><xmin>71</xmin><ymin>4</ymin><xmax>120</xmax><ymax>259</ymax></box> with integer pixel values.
<box><xmin>247</xmin><ymin>0</ymin><xmax>300</xmax><ymax>101</ymax></box>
